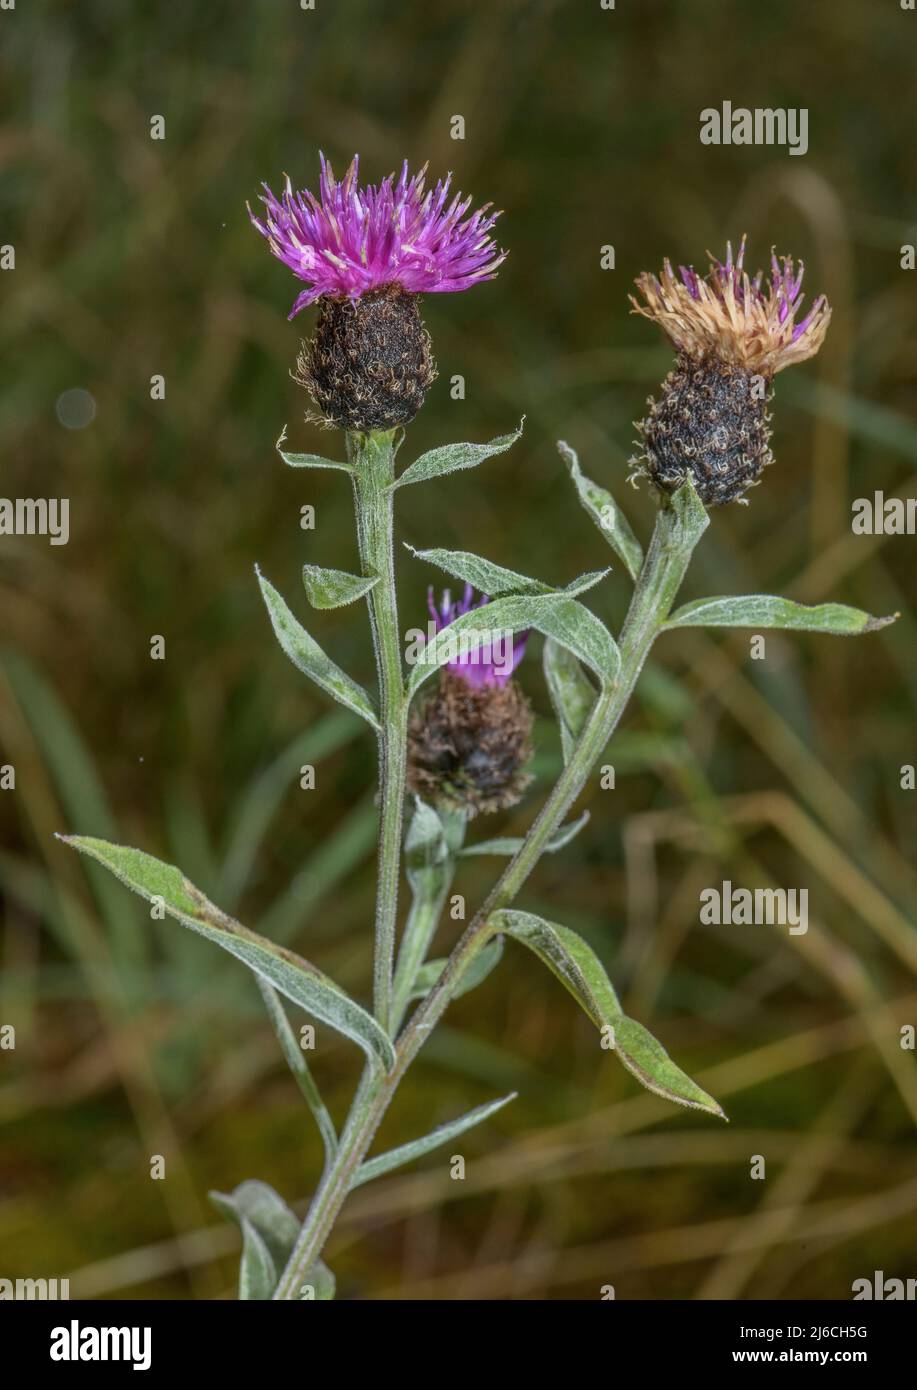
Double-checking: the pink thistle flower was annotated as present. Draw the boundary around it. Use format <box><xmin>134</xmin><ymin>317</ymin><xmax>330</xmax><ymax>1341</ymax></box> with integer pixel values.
<box><xmin>249</xmin><ymin>154</ymin><xmax>506</xmax><ymax>320</ymax></box>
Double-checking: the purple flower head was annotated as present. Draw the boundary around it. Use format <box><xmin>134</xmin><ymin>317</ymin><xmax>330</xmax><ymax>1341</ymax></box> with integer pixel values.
<box><xmin>249</xmin><ymin>154</ymin><xmax>506</xmax><ymax>320</ymax></box>
<box><xmin>631</xmin><ymin>235</ymin><xmax>831</xmax><ymax>376</ymax></box>
<box><xmin>427</xmin><ymin>584</ymin><xmax>528</xmax><ymax>689</ymax></box>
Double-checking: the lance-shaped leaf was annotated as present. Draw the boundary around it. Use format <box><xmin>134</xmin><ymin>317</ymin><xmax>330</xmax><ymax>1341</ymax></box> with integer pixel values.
<box><xmin>257</xmin><ymin>568</ymin><xmax>380</xmax><ymax>731</ymax></box>
<box><xmin>664</xmin><ymin>593</ymin><xmax>897</xmax><ymax>636</ymax></box>
<box><xmin>407</xmin><ymin>592</ymin><xmax>620</xmax><ymax>699</ymax></box>
<box><xmin>543</xmin><ymin>637</ymin><xmax>598</xmax><ymax>763</ymax></box>
<box><xmin>407</xmin><ymin>935</ymin><xmax>504</xmax><ymax>1002</ymax></box>
<box><xmin>493</xmin><ymin>909</ymin><xmax>725</xmax><ymax>1118</ymax></box>
<box><xmin>58</xmin><ymin>836</ymin><xmax>396</xmax><ymax>1071</ymax></box>
<box><xmin>407</xmin><ymin>544</ymin><xmax>608</xmax><ymax>602</ymax></box>
<box><xmin>257</xmin><ymin>980</ymin><xmax>337</xmax><ymax>1163</ymax></box>
<box><xmin>351</xmin><ymin>1092</ymin><xmax>517</xmax><ymax>1188</ymax></box>
<box><xmin>210</xmin><ymin>1181</ymin><xmax>334</xmax><ymax>1301</ymax></box>
<box><xmin>393</xmin><ymin>420</ymin><xmax>524</xmax><ymax>489</ymax></box>
<box><xmin>302</xmin><ymin>563</ymin><xmax>379</xmax><ymax>610</ymax></box>
<box><xmin>461</xmin><ymin>811</ymin><xmax>590</xmax><ymax>858</ymax></box>
<box><xmin>558</xmin><ymin>440</ymin><xmax>644</xmax><ymax>582</ymax></box>
<box><xmin>404</xmin><ymin>796</ymin><xmax>450</xmax><ymax>895</ymax></box>
<box><xmin>275</xmin><ymin>424</ymin><xmax>355</xmax><ymax>474</ymax></box>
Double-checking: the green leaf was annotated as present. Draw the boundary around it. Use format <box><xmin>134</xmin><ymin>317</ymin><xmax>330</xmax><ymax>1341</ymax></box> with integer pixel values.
<box><xmin>664</xmin><ymin>593</ymin><xmax>897</xmax><ymax>636</ymax></box>
<box><xmin>257</xmin><ymin>569</ymin><xmax>380</xmax><ymax>731</ymax></box>
<box><xmin>406</xmin><ymin>592</ymin><xmax>620</xmax><ymax>699</ymax></box>
<box><xmin>407</xmin><ymin>544</ymin><xmax>609</xmax><ymax>601</ymax></box>
<box><xmin>558</xmin><ymin>440</ymin><xmax>644</xmax><ymax>581</ymax></box>
<box><xmin>351</xmin><ymin>1092</ymin><xmax>517</xmax><ymax>1188</ymax></box>
<box><xmin>461</xmin><ymin>811</ymin><xmax>590</xmax><ymax>858</ymax></box>
<box><xmin>393</xmin><ymin>420</ymin><xmax>524</xmax><ymax>489</ymax></box>
<box><xmin>543</xmin><ymin>637</ymin><xmax>598</xmax><ymax>763</ymax></box>
<box><xmin>494</xmin><ymin>909</ymin><xmax>724</xmax><ymax>1118</ymax></box>
<box><xmin>301</xmin><ymin>564</ymin><xmax>379</xmax><ymax>609</ymax></box>
<box><xmin>407</xmin><ymin>935</ymin><xmax>504</xmax><ymax>1001</ymax></box>
<box><xmin>210</xmin><ymin>1181</ymin><xmax>335</xmax><ymax>1301</ymax></box>
<box><xmin>238</xmin><ymin>1220</ymin><xmax>276</xmax><ymax>1299</ymax></box>
<box><xmin>58</xmin><ymin>836</ymin><xmax>396</xmax><ymax>1071</ymax></box>
<box><xmin>210</xmin><ymin>1180</ymin><xmax>299</xmax><ymax>1271</ymax></box>
<box><xmin>404</xmin><ymin>797</ymin><xmax>450</xmax><ymax>895</ymax></box>
<box><xmin>276</xmin><ymin>424</ymin><xmax>355</xmax><ymax>474</ymax></box>
<box><xmin>298</xmin><ymin>1261</ymin><xmax>336</xmax><ymax>1301</ymax></box>
<box><xmin>666</xmin><ymin>475</ymin><xmax>710</xmax><ymax>549</ymax></box>
<box><xmin>256</xmin><ymin>980</ymin><xmax>337</xmax><ymax>1162</ymax></box>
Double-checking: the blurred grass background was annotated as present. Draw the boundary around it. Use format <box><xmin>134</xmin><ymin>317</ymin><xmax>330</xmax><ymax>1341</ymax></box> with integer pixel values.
<box><xmin>2</xmin><ymin>0</ymin><xmax>916</xmax><ymax>1299</ymax></box>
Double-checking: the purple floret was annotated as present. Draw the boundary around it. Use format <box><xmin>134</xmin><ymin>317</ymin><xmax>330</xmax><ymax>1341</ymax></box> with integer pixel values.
<box><xmin>249</xmin><ymin>154</ymin><xmax>506</xmax><ymax>319</ymax></box>
<box><xmin>427</xmin><ymin>584</ymin><xmax>528</xmax><ymax>689</ymax></box>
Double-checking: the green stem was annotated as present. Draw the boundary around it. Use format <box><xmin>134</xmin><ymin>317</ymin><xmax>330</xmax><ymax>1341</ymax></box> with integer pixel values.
<box><xmin>349</xmin><ymin>430</ymin><xmax>407</xmax><ymax>1035</ymax></box>
<box><xmin>273</xmin><ymin>492</ymin><xmax>704</xmax><ymax>1299</ymax></box>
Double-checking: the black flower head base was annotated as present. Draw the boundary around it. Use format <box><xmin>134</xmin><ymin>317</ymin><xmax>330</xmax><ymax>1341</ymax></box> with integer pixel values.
<box><xmin>407</xmin><ymin>671</ymin><xmax>534</xmax><ymax>818</ymax></box>
<box><xmin>295</xmin><ymin>285</ymin><xmax>437</xmax><ymax>432</ymax></box>
<box><xmin>629</xmin><ymin>237</ymin><xmax>831</xmax><ymax>507</ymax></box>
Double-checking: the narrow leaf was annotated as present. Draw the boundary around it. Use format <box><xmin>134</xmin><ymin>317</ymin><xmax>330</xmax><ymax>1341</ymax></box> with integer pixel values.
<box><xmin>407</xmin><ymin>545</ymin><xmax>609</xmax><ymax>603</ymax></box>
<box><xmin>276</xmin><ymin>425</ymin><xmax>354</xmax><ymax>474</ymax></box>
<box><xmin>462</xmin><ymin>811</ymin><xmax>590</xmax><ymax>858</ymax></box>
<box><xmin>393</xmin><ymin>420</ymin><xmax>524</xmax><ymax>489</ymax></box>
<box><xmin>238</xmin><ymin>1220</ymin><xmax>276</xmax><ymax>1300</ymax></box>
<box><xmin>210</xmin><ymin>1180</ymin><xmax>300</xmax><ymax>1273</ymax></box>
<box><xmin>256</xmin><ymin>980</ymin><xmax>337</xmax><ymax>1162</ymax></box>
<box><xmin>210</xmin><ymin>1180</ymin><xmax>334</xmax><ymax>1301</ymax></box>
<box><xmin>407</xmin><ymin>936</ymin><xmax>504</xmax><ymax>1002</ymax></box>
<box><xmin>406</xmin><ymin>592</ymin><xmax>620</xmax><ymax>699</ymax></box>
<box><xmin>257</xmin><ymin>569</ymin><xmax>380</xmax><ymax>730</ymax></box>
<box><xmin>59</xmin><ymin>836</ymin><xmax>396</xmax><ymax>1071</ymax></box>
<box><xmin>302</xmin><ymin>564</ymin><xmax>379</xmax><ymax>609</ymax></box>
<box><xmin>351</xmin><ymin>1092</ymin><xmax>517</xmax><ymax>1188</ymax></box>
<box><xmin>404</xmin><ymin>797</ymin><xmax>449</xmax><ymax>894</ymax></box>
<box><xmin>543</xmin><ymin>637</ymin><xmax>598</xmax><ymax>763</ymax></box>
<box><xmin>609</xmin><ymin>1016</ymin><xmax>725</xmax><ymax>1118</ymax></box>
<box><xmin>494</xmin><ymin>909</ymin><xmax>724</xmax><ymax>1118</ymax></box>
<box><xmin>664</xmin><ymin>593</ymin><xmax>897</xmax><ymax>636</ymax></box>
<box><xmin>558</xmin><ymin>440</ymin><xmax>644</xmax><ymax>581</ymax></box>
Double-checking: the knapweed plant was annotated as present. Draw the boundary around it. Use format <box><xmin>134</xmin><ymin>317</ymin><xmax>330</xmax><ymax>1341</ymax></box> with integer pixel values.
<box><xmin>59</xmin><ymin>157</ymin><xmax>895</xmax><ymax>1300</ymax></box>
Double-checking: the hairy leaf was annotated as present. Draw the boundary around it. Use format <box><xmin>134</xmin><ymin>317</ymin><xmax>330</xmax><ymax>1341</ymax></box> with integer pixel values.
<box><xmin>407</xmin><ymin>544</ymin><xmax>608</xmax><ymax>602</ymax></box>
<box><xmin>257</xmin><ymin>569</ymin><xmax>380</xmax><ymax>730</ymax></box>
<box><xmin>406</xmin><ymin>592</ymin><xmax>619</xmax><ymax>698</ymax></box>
<box><xmin>302</xmin><ymin>564</ymin><xmax>379</xmax><ymax>609</ymax></box>
<box><xmin>276</xmin><ymin>425</ymin><xmax>355</xmax><ymax>474</ymax></box>
<box><xmin>558</xmin><ymin>440</ymin><xmax>644</xmax><ymax>581</ymax></box>
<box><xmin>351</xmin><ymin>1092</ymin><xmax>517</xmax><ymax>1188</ymax></box>
<box><xmin>462</xmin><ymin>810</ymin><xmax>590</xmax><ymax>858</ymax></box>
<box><xmin>494</xmin><ymin>909</ymin><xmax>724</xmax><ymax>1117</ymax></box>
<box><xmin>543</xmin><ymin>637</ymin><xmax>598</xmax><ymax>762</ymax></box>
<box><xmin>407</xmin><ymin>935</ymin><xmax>504</xmax><ymax>1002</ymax></box>
<box><xmin>210</xmin><ymin>1181</ymin><xmax>334</xmax><ymax>1301</ymax></box>
<box><xmin>664</xmin><ymin>593</ymin><xmax>897</xmax><ymax>636</ymax></box>
<box><xmin>59</xmin><ymin>836</ymin><xmax>395</xmax><ymax>1071</ymax></box>
<box><xmin>393</xmin><ymin>421</ymin><xmax>524</xmax><ymax>488</ymax></box>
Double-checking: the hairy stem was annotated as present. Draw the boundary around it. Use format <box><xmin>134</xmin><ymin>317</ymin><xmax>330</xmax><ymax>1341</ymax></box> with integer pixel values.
<box><xmin>349</xmin><ymin>430</ymin><xmax>407</xmax><ymax>1034</ymax></box>
<box><xmin>274</xmin><ymin>492</ymin><xmax>704</xmax><ymax>1298</ymax></box>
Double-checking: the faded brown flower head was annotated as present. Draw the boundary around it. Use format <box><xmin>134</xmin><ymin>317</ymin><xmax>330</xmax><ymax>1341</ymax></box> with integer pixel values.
<box><xmin>629</xmin><ymin>238</ymin><xmax>831</xmax><ymax>506</ymax></box>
